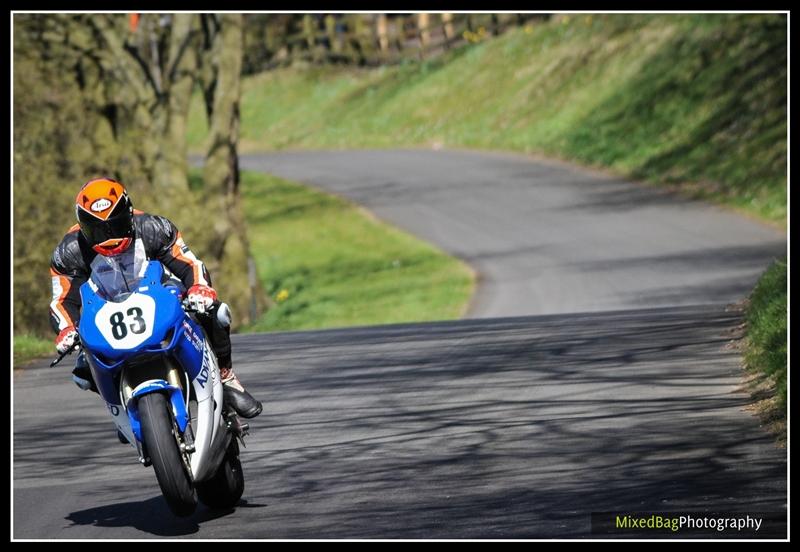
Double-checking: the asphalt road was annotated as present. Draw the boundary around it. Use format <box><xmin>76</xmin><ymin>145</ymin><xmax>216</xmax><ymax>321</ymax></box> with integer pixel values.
<box><xmin>239</xmin><ymin>150</ymin><xmax>785</xmax><ymax>318</ymax></box>
<box><xmin>14</xmin><ymin>149</ymin><xmax>787</xmax><ymax>539</ymax></box>
<box><xmin>13</xmin><ymin>307</ymin><xmax>787</xmax><ymax>538</ymax></box>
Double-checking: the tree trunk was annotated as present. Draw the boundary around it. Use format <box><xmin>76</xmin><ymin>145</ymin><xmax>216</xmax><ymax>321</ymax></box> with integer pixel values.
<box><xmin>201</xmin><ymin>14</ymin><xmax>264</xmax><ymax>326</ymax></box>
<box><xmin>152</xmin><ymin>13</ymin><xmax>197</xmax><ymax>196</ymax></box>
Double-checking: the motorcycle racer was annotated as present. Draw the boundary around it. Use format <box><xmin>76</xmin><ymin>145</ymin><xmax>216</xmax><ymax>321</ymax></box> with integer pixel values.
<box><xmin>49</xmin><ymin>177</ymin><xmax>262</xmax><ymax>419</ymax></box>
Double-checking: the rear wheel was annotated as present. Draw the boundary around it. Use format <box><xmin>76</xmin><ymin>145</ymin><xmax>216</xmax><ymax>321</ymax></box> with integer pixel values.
<box><xmin>139</xmin><ymin>392</ymin><xmax>197</xmax><ymax>517</ymax></box>
<box><xmin>196</xmin><ymin>438</ymin><xmax>245</xmax><ymax>509</ymax></box>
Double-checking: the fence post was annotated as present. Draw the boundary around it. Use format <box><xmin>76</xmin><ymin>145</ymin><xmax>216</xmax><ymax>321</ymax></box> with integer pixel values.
<box><xmin>325</xmin><ymin>14</ymin><xmax>340</xmax><ymax>56</ymax></box>
<box><xmin>353</xmin><ymin>14</ymin><xmax>368</xmax><ymax>65</ymax></box>
<box><xmin>302</xmin><ymin>14</ymin><xmax>314</xmax><ymax>50</ymax></box>
<box><xmin>417</xmin><ymin>13</ymin><xmax>430</xmax><ymax>60</ymax></box>
<box><xmin>377</xmin><ymin>13</ymin><xmax>390</xmax><ymax>62</ymax></box>
<box><xmin>393</xmin><ymin>15</ymin><xmax>406</xmax><ymax>61</ymax></box>
<box><xmin>441</xmin><ymin>13</ymin><xmax>454</xmax><ymax>49</ymax></box>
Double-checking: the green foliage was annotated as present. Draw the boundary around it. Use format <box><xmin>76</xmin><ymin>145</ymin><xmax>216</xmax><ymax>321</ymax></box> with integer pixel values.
<box><xmin>745</xmin><ymin>258</ymin><xmax>787</xmax><ymax>413</ymax></box>
<box><xmin>189</xmin><ymin>13</ymin><xmax>787</xmax><ymax>226</ymax></box>
<box><xmin>239</xmin><ymin>171</ymin><xmax>474</xmax><ymax>332</ymax></box>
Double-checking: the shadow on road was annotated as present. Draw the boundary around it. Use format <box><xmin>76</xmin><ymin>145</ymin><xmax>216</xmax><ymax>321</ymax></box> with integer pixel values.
<box><xmin>64</xmin><ymin>497</ymin><xmax>263</xmax><ymax>537</ymax></box>
<box><xmin>14</xmin><ymin>304</ymin><xmax>787</xmax><ymax>538</ymax></box>
<box><xmin>232</xmin><ymin>304</ymin><xmax>787</xmax><ymax>538</ymax></box>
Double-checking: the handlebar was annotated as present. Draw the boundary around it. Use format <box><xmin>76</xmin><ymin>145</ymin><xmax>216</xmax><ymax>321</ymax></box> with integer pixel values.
<box><xmin>50</xmin><ymin>341</ymin><xmax>81</xmax><ymax>367</ymax></box>
<box><xmin>181</xmin><ymin>298</ymin><xmax>220</xmax><ymax>315</ymax></box>
<box><xmin>181</xmin><ymin>298</ymin><xmax>202</xmax><ymax>314</ymax></box>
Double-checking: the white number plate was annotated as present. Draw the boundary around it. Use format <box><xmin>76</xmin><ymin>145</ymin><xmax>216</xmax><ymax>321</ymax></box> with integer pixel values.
<box><xmin>96</xmin><ymin>294</ymin><xmax>156</xmax><ymax>349</ymax></box>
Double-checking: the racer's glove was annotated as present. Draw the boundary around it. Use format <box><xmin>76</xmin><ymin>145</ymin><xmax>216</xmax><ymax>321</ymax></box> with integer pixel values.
<box><xmin>56</xmin><ymin>326</ymin><xmax>79</xmax><ymax>354</ymax></box>
<box><xmin>186</xmin><ymin>284</ymin><xmax>217</xmax><ymax>314</ymax></box>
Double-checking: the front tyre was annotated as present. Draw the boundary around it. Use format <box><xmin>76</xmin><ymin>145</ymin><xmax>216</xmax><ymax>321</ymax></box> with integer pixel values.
<box><xmin>196</xmin><ymin>438</ymin><xmax>245</xmax><ymax>509</ymax></box>
<box><xmin>139</xmin><ymin>392</ymin><xmax>197</xmax><ymax>517</ymax></box>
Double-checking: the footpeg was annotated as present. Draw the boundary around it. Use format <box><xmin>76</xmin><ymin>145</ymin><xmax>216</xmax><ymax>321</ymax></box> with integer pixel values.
<box><xmin>225</xmin><ymin>412</ymin><xmax>250</xmax><ymax>446</ymax></box>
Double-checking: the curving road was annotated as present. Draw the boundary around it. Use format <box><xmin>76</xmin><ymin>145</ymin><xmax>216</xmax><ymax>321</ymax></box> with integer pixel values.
<box><xmin>14</xmin><ymin>149</ymin><xmax>787</xmax><ymax>539</ymax></box>
<box><xmin>239</xmin><ymin>149</ymin><xmax>785</xmax><ymax>318</ymax></box>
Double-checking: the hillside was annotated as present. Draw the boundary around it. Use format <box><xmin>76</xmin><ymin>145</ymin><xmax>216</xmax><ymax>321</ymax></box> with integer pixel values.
<box><xmin>188</xmin><ymin>14</ymin><xmax>787</xmax><ymax>225</ymax></box>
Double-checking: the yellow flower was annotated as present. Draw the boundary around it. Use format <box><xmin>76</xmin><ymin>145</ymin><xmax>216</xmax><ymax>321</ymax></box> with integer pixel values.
<box><xmin>524</xmin><ymin>25</ymin><xmax>534</xmax><ymax>34</ymax></box>
<box><xmin>464</xmin><ymin>29</ymin><xmax>487</xmax><ymax>43</ymax></box>
<box><xmin>276</xmin><ymin>289</ymin><xmax>289</xmax><ymax>303</ymax></box>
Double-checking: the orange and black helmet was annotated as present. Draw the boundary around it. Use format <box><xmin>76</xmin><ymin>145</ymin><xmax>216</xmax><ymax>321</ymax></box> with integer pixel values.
<box><xmin>75</xmin><ymin>178</ymin><xmax>135</xmax><ymax>256</ymax></box>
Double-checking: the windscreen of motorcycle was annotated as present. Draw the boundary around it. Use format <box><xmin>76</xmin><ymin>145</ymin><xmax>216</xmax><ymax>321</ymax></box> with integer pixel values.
<box><xmin>89</xmin><ymin>238</ymin><xmax>148</xmax><ymax>302</ymax></box>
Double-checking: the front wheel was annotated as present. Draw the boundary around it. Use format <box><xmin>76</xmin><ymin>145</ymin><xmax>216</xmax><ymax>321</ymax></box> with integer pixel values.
<box><xmin>139</xmin><ymin>392</ymin><xmax>197</xmax><ymax>517</ymax></box>
<box><xmin>196</xmin><ymin>438</ymin><xmax>245</xmax><ymax>509</ymax></box>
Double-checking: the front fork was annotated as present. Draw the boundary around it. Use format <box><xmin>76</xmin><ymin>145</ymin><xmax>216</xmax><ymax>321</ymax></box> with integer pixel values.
<box><xmin>121</xmin><ymin>360</ymin><xmax>194</xmax><ymax>468</ymax></box>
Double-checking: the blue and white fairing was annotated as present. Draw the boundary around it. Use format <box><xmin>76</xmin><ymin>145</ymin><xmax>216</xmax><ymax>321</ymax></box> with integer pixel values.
<box><xmin>77</xmin><ymin>239</ymin><xmax>226</xmax><ymax>481</ymax></box>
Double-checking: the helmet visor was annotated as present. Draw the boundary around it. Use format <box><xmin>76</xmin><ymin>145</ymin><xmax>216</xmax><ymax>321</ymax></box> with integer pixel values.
<box><xmin>78</xmin><ymin>202</ymin><xmax>134</xmax><ymax>247</ymax></box>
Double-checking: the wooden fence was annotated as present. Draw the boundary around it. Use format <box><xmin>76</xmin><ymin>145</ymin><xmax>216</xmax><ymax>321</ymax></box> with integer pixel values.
<box><xmin>257</xmin><ymin>13</ymin><xmax>550</xmax><ymax>69</ymax></box>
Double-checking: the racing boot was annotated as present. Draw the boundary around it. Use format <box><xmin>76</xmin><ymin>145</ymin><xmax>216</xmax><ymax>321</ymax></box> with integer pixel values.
<box><xmin>220</xmin><ymin>363</ymin><xmax>262</xmax><ymax>419</ymax></box>
<box><xmin>72</xmin><ymin>351</ymin><xmax>98</xmax><ymax>393</ymax></box>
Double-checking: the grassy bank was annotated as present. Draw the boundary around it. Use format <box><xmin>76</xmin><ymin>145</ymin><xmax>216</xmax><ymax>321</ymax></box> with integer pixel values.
<box><xmin>743</xmin><ymin>258</ymin><xmax>787</xmax><ymax>432</ymax></box>
<box><xmin>239</xmin><ymin>170</ymin><xmax>474</xmax><ymax>332</ymax></box>
<box><xmin>188</xmin><ymin>13</ymin><xmax>787</xmax><ymax>226</ymax></box>
<box><xmin>13</xmin><ymin>335</ymin><xmax>53</xmax><ymax>368</ymax></box>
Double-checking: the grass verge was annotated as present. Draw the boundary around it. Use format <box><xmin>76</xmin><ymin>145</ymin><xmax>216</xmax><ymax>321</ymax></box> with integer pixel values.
<box><xmin>13</xmin><ymin>334</ymin><xmax>53</xmax><ymax>368</ymax></box>
<box><xmin>239</xmin><ymin>170</ymin><xmax>475</xmax><ymax>332</ymax></box>
<box><xmin>743</xmin><ymin>258</ymin><xmax>787</xmax><ymax>442</ymax></box>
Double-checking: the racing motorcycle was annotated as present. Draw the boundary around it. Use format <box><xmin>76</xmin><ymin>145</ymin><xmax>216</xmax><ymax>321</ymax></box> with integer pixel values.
<box><xmin>52</xmin><ymin>240</ymin><xmax>250</xmax><ymax>517</ymax></box>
